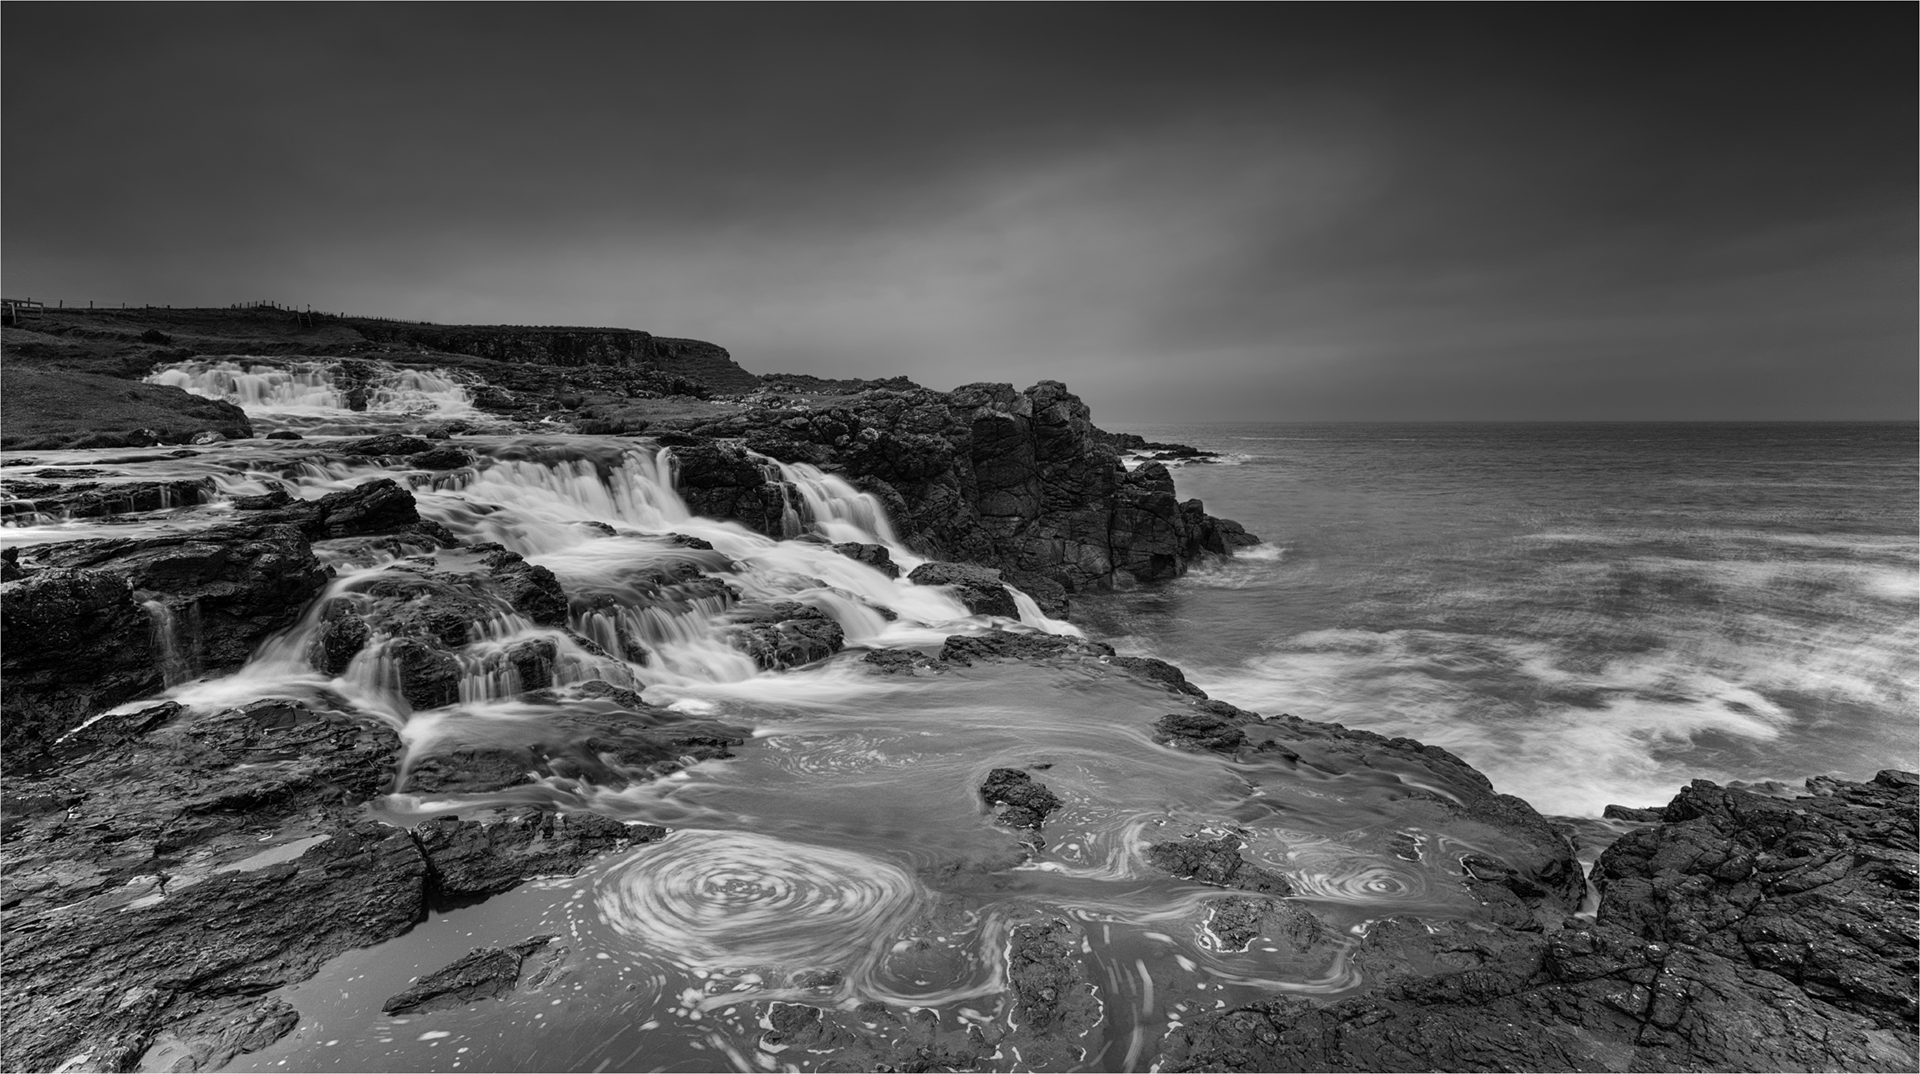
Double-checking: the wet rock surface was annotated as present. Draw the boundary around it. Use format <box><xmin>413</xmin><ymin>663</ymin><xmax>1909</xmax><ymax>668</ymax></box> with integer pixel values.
<box><xmin>938</xmin><ymin>628</ymin><xmax>1113</xmax><ymax>666</ymax></box>
<box><xmin>668</xmin><ymin>379</ymin><xmax>1259</xmax><ymax>593</ymax></box>
<box><xmin>906</xmin><ymin>560</ymin><xmax>1018</xmax><ymax>617</ymax></box>
<box><xmin>979</xmin><ymin>767</ymin><xmax>1062</xmax><ymax>832</ymax></box>
<box><xmin>1160</xmin><ymin>771</ymin><xmax>1920</xmax><ymax>1073</ymax></box>
<box><xmin>381</xmin><ymin>936</ymin><xmax>561</xmax><ymax>1014</ymax></box>
<box><xmin>399</xmin><ymin>700</ymin><xmax>748</xmax><ymax>795</ymax></box>
<box><xmin>1147</xmin><ymin>832</ymin><xmax>1294</xmax><ymax>895</ymax></box>
<box><xmin>412</xmin><ymin>811</ymin><xmax>666</xmax><ymax>897</ymax></box>
<box><xmin>730</xmin><ymin>601</ymin><xmax>846</xmax><ymax>669</ymax></box>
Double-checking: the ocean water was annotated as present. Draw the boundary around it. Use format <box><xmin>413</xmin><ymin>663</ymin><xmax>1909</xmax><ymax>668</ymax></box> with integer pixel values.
<box><xmin>1088</xmin><ymin>421</ymin><xmax>1920</xmax><ymax>817</ymax></box>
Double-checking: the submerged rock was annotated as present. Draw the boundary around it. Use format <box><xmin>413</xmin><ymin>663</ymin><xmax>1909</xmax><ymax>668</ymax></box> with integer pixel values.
<box><xmin>412</xmin><ymin>810</ymin><xmax>666</xmax><ymax>897</ymax></box>
<box><xmin>939</xmin><ymin>628</ymin><xmax>1112</xmax><ymax>666</ymax></box>
<box><xmin>382</xmin><ymin>936</ymin><xmax>560</xmax><ymax>1014</ymax></box>
<box><xmin>1146</xmin><ymin>832</ymin><xmax>1293</xmax><ymax>895</ymax></box>
<box><xmin>979</xmin><ymin>767</ymin><xmax>1062</xmax><ymax>831</ymax></box>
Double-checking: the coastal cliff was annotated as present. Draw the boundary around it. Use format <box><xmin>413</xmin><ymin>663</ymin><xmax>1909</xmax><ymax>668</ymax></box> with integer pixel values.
<box><xmin>1</xmin><ymin>311</ymin><xmax>1912</xmax><ymax>1073</ymax></box>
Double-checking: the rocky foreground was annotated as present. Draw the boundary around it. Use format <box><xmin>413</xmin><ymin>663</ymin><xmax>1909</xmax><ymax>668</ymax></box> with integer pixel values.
<box><xmin>2</xmin><ymin>309</ymin><xmax>1914</xmax><ymax>1072</ymax></box>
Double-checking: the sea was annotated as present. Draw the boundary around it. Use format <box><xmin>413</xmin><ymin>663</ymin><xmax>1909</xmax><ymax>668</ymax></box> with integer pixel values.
<box><xmin>5</xmin><ymin>366</ymin><xmax>1914</xmax><ymax>1071</ymax></box>
<box><xmin>1088</xmin><ymin>420</ymin><xmax>1920</xmax><ymax>818</ymax></box>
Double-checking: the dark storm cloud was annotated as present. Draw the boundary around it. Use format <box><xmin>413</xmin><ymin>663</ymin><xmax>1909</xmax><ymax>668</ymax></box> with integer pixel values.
<box><xmin>4</xmin><ymin>6</ymin><xmax>1912</xmax><ymax>419</ymax></box>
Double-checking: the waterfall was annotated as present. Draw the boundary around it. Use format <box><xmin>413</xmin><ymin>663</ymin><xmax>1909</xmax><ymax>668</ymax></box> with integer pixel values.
<box><xmin>143</xmin><ymin>359</ymin><xmax>477</xmax><ymax>420</ymax></box>
<box><xmin>141</xmin><ymin>599</ymin><xmax>195</xmax><ymax>686</ymax></box>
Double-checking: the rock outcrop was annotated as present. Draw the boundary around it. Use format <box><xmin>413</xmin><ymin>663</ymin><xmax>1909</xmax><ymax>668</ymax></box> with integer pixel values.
<box><xmin>1159</xmin><ymin>771</ymin><xmax>1920</xmax><ymax>1073</ymax></box>
<box><xmin>668</xmin><ymin>380</ymin><xmax>1258</xmax><ymax>592</ymax></box>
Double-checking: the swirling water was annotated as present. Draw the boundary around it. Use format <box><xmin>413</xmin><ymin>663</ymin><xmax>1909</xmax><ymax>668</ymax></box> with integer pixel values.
<box><xmin>1089</xmin><ymin>421</ymin><xmax>1919</xmax><ymax>817</ymax></box>
<box><xmin>5</xmin><ymin>390</ymin><xmax>1912</xmax><ymax>1071</ymax></box>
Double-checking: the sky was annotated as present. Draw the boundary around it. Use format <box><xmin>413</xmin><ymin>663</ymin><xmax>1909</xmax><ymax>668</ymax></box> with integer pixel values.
<box><xmin>4</xmin><ymin>6</ymin><xmax>1914</xmax><ymax>422</ymax></box>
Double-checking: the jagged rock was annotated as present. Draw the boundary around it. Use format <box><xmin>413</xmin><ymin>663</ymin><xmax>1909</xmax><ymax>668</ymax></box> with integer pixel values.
<box><xmin>0</xmin><ymin>567</ymin><xmax>161</xmax><ymax>762</ymax></box>
<box><xmin>1003</xmin><ymin>918</ymin><xmax>1105</xmax><ymax>1066</ymax></box>
<box><xmin>668</xmin><ymin>380</ymin><xmax>1259</xmax><ymax>593</ymax></box>
<box><xmin>343</xmin><ymin>433</ymin><xmax>433</xmax><ymax>456</ymax></box>
<box><xmin>382</xmin><ymin>936</ymin><xmax>558</xmax><ymax>1014</ymax></box>
<box><xmin>861</xmin><ymin>647</ymin><xmax>940</xmax><ymax>674</ymax></box>
<box><xmin>979</xmin><ymin>768</ymin><xmax>1062</xmax><ymax>831</ymax></box>
<box><xmin>832</xmin><ymin>541</ymin><xmax>899</xmax><ymax>578</ymax></box>
<box><xmin>6</xmin><ymin>524</ymin><xmax>330</xmax><ymax>757</ymax></box>
<box><xmin>1156</xmin><ymin>772</ymin><xmax>1919</xmax><ymax>1073</ymax></box>
<box><xmin>309</xmin><ymin>599</ymin><xmax>369</xmax><ymax>675</ymax></box>
<box><xmin>730</xmin><ymin>601</ymin><xmax>845</xmax><ymax>669</ymax></box>
<box><xmin>1</xmin><ymin>478</ymin><xmax>214</xmax><ymax>520</ymax></box>
<box><xmin>482</xmin><ymin>548</ymin><xmax>569</xmax><ymax>625</ymax></box>
<box><xmin>938</xmin><ymin>628</ymin><xmax>1112</xmax><ymax>666</ymax></box>
<box><xmin>0</xmin><ymin>819</ymin><xmax>423</xmax><ymax>1073</ymax></box>
<box><xmin>907</xmin><ymin>561</ymin><xmax>1018</xmax><ymax>617</ymax></box>
<box><xmin>1602</xmin><ymin>803</ymin><xmax>1667</xmax><ymax>822</ymax></box>
<box><xmin>1146</xmin><ymin>833</ymin><xmax>1293</xmax><ymax>894</ymax></box>
<box><xmin>409</xmin><ymin>445</ymin><xmax>472</xmax><ymax>470</ymax></box>
<box><xmin>1154</xmin><ymin>709</ymin><xmax>1251</xmax><ymax>753</ymax></box>
<box><xmin>412</xmin><ymin>810</ymin><xmax>666</xmax><ymax>897</ymax></box>
<box><xmin>399</xmin><ymin>702</ymin><xmax>748</xmax><ymax>794</ymax></box>
<box><xmin>1111</xmin><ymin>655</ymin><xmax>1208</xmax><ymax>697</ymax></box>
<box><xmin>670</xmin><ymin>441</ymin><xmax>797</xmax><ymax>538</ymax></box>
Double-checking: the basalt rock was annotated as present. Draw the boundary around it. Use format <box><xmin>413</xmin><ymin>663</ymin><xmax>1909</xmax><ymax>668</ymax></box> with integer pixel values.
<box><xmin>1146</xmin><ymin>832</ymin><xmax>1294</xmax><ymax>895</ymax></box>
<box><xmin>939</xmin><ymin>628</ymin><xmax>1113</xmax><ymax>666</ymax></box>
<box><xmin>667</xmin><ymin>380</ymin><xmax>1258</xmax><ymax>593</ymax></box>
<box><xmin>908</xmin><ymin>561</ymin><xmax>1018</xmax><ymax>618</ymax></box>
<box><xmin>0</xmin><ymin>567</ymin><xmax>161</xmax><ymax>762</ymax></box>
<box><xmin>1156</xmin><ymin>771</ymin><xmax>1919</xmax><ymax>1073</ymax></box>
<box><xmin>343</xmin><ymin>433</ymin><xmax>433</xmax><ymax>457</ymax></box>
<box><xmin>381</xmin><ymin>936</ymin><xmax>560</xmax><ymax>1015</ymax></box>
<box><xmin>412</xmin><ymin>810</ymin><xmax>667</xmax><ymax>897</ymax></box>
<box><xmin>5</xmin><ymin>523</ymin><xmax>330</xmax><ymax>757</ymax></box>
<box><xmin>979</xmin><ymin>767</ymin><xmax>1062</xmax><ymax>832</ymax></box>
<box><xmin>1111</xmin><ymin>655</ymin><xmax>1208</xmax><ymax>698</ymax></box>
<box><xmin>400</xmin><ymin>700</ymin><xmax>747</xmax><ymax>795</ymax></box>
<box><xmin>832</xmin><ymin>541</ymin><xmax>899</xmax><ymax>578</ymax></box>
<box><xmin>0</xmin><ymin>695</ymin><xmax>418</xmax><ymax>1070</ymax></box>
<box><xmin>729</xmin><ymin>602</ymin><xmax>845</xmax><ymax>670</ymax></box>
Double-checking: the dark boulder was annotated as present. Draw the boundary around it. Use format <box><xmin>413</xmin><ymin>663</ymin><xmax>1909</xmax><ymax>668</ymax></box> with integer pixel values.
<box><xmin>0</xmin><ymin>567</ymin><xmax>161</xmax><ymax>761</ymax></box>
<box><xmin>939</xmin><ymin>629</ymin><xmax>1112</xmax><ymax>666</ymax></box>
<box><xmin>410</xmin><ymin>445</ymin><xmax>472</xmax><ymax>470</ymax></box>
<box><xmin>833</xmin><ymin>541</ymin><xmax>899</xmax><ymax>578</ymax></box>
<box><xmin>1154</xmin><ymin>709</ymin><xmax>1249</xmax><ymax>753</ymax></box>
<box><xmin>399</xmin><ymin>701</ymin><xmax>748</xmax><ymax>795</ymax></box>
<box><xmin>979</xmin><ymin>767</ymin><xmax>1062</xmax><ymax>831</ymax></box>
<box><xmin>381</xmin><ymin>936</ymin><xmax>559</xmax><ymax>1015</ymax></box>
<box><xmin>907</xmin><ymin>561</ymin><xmax>1018</xmax><ymax>617</ymax></box>
<box><xmin>730</xmin><ymin>602</ymin><xmax>845</xmax><ymax>670</ymax></box>
<box><xmin>413</xmin><ymin>810</ymin><xmax>666</xmax><ymax>897</ymax></box>
<box><xmin>343</xmin><ymin>433</ymin><xmax>433</xmax><ymax>457</ymax></box>
<box><xmin>482</xmin><ymin>548</ymin><xmax>569</xmax><ymax>625</ymax></box>
<box><xmin>1145</xmin><ymin>833</ymin><xmax>1293</xmax><ymax>895</ymax></box>
<box><xmin>1110</xmin><ymin>655</ymin><xmax>1208</xmax><ymax>698</ymax></box>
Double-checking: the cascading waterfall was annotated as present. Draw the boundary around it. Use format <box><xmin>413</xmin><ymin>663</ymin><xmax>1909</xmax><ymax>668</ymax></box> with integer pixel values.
<box><xmin>143</xmin><ymin>359</ymin><xmax>478</xmax><ymax>425</ymax></box>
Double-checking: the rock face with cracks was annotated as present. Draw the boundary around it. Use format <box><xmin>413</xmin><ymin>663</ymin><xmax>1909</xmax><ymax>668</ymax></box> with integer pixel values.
<box><xmin>668</xmin><ymin>380</ymin><xmax>1259</xmax><ymax>594</ymax></box>
<box><xmin>1159</xmin><ymin>771</ymin><xmax>1919</xmax><ymax>1073</ymax></box>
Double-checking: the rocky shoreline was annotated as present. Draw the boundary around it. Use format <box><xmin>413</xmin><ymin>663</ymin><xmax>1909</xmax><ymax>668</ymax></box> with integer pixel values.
<box><xmin>2</xmin><ymin>309</ymin><xmax>1913</xmax><ymax>1072</ymax></box>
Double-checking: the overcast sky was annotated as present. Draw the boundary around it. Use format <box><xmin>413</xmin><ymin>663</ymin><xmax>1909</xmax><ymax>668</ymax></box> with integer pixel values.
<box><xmin>4</xmin><ymin>6</ymin><xmax>1913</xmax><ymax>421</ymax></box>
